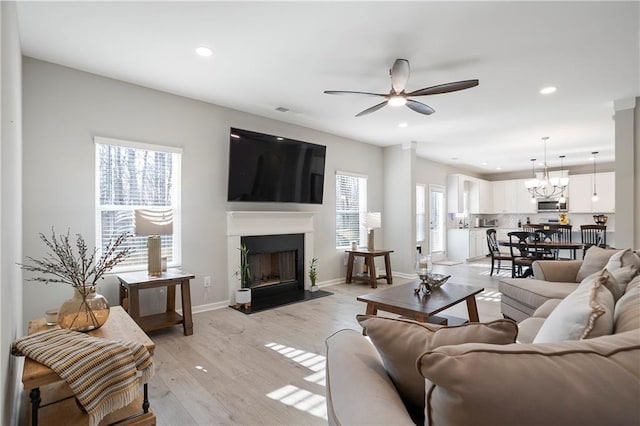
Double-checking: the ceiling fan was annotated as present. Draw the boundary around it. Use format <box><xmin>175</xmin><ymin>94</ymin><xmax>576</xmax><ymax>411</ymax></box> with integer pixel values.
<box><xmin>324</xmin><ymin>59</ymin><xmax>479</xmax><ymax>117</ymax></box>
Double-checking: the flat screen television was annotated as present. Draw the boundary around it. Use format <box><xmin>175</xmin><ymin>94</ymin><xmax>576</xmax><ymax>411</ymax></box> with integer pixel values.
<box><xmin>227</xmin><ymin>128</ymin><xmax>326</xmax><ymax>204</ymax></box>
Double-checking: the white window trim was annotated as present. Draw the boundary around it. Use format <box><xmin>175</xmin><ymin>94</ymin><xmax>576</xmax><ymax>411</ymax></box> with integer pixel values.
<box><xmin>94</xmin><ymin>136</ymin><xmax>182</xmax><ymax>272</ymax></box>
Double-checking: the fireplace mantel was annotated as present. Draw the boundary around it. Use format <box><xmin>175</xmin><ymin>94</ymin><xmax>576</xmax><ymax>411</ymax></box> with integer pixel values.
<box><xmin>226</xmin><ymin>211</ymin><xmax>315</xmax><ymax>302</ymax></box>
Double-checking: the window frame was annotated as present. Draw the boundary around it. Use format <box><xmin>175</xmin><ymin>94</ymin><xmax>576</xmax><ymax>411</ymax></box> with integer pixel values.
<box><xmin>94</xmin><ymin>136</ymin><xmax>182</xmax><ymax>272</ymax></box>
<box><xmin>335</xmin><ymin>171</ymin><xmax>368</xmax><ymax>249</ymax></box>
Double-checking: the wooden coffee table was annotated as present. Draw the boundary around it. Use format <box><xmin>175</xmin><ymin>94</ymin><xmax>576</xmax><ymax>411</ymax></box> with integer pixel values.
<box><xmin>357</xmin><ymin>280</ymin><xmax>483</xmax><ymax>324</ymax></box>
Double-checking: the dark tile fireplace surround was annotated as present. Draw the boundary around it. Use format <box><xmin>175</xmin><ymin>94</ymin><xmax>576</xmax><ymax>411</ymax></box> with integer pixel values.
<box><xmin>239</xmin><ymin>233</ymin><xmax>305</xmax><ymax>312</ymax></box>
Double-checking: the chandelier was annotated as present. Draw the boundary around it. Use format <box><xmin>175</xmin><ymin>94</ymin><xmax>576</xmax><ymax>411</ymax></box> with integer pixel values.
<box><xmin>524</xmin><ymin>137</ymin><xmax>569</xmax><ymax>201</ymax></box>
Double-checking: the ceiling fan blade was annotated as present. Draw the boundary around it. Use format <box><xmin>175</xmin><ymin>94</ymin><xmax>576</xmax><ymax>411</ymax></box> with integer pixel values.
<box><xmin>324</xmin><ymin>90</ymin><xmax>387</xmax><ymax>97</ymax></box>
<box><xmin>406</xmin><ymin>79</ymin><xmax>479</xmax><ymax>97</ymax></box>
<box><xmin>390</xmin><ymin>59</ymin><xmax>410</xmax><ymax>94</ymax></box>
<box><xmin>406</xmin><ymin>99</ymin><xmax>435</xmax><ymax>115</ymax></box>
<box><xmin>355</xmin><ymin>101</ymin><xmax>388</xmax><ymax>117</ymax></box>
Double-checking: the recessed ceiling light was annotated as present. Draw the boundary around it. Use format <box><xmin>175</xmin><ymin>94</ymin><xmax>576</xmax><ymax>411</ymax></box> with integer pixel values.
<box><xmin>539</xmin><ymin>86</ymin><xmax>557</xmax><ymax>94</ymax></box>
<box><xmin>398</xmin><ymin>122</ymin><xmax>408</xmax><ymax>128</ymax></box>
<box><xmin>195</xmin><ymin>46</ymin><xmax>213</xmax><ymax>57</ymax></box>
<box><xmin>496</xmin><ymin>166</ymin><xmax>503</xmax><ymax>170</ymax></box>
<box><xmin>276</xmin><ymin>137</ymin><xmax>284</xmax><ymax>141</ymax></box>
<box><xmin>451</xmin><ymin>157</ymin><xmax>459</xmax><ymax>161</ymax></box>
<box><xmin>481</xmin><ymin>162</ymin><xmax>488</xmax><ymax>166</ymax></box>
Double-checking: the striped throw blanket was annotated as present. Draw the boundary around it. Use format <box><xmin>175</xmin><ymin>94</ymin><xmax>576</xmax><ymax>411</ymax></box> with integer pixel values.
<box><xmin>12</xmin><ymin>328</ymin><xmax>154</xmax><ymax>426</ymax></box>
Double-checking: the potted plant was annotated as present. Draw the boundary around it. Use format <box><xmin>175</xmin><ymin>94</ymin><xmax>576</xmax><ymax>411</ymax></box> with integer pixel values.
<box><xmin>309</xmin><ymin>257</ymin><xmax>319</xmax><ymax>292</ymax></box>
<box><xmin>19</xmin><ymin>228</ymin><xmax>131</xmax><ymax>331</ymax></box>
<box><xmin>234</xmin><ymin>244</ymin><xmax>252</xmax><ymax>306</ymax></box>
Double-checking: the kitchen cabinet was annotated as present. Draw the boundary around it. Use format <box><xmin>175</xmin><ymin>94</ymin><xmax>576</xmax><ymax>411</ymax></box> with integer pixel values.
<box><xmin>447</xmin><ymin>229</ymin><xmax>487</xmax><ymax>262</ymax></box>
<box><xmin>568</xmin><ymin>172</ymin><xmax>615</xmax><ymax>213</ymax></box>
<box><xmin>492</xmin><ymin>179</ymin><xmax>539</xmax><ymax>214</ymax></box>
<box><xmin>448</xmin><ymin>174</ymin><xmax>492</xmax><ymax>214</ymax></box>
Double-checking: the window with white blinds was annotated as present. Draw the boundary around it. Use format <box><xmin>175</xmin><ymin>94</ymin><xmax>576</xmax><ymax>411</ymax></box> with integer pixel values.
<box><xmin>95</xmin><ymin>137</ymin><xmax>182</xmax><ymax>271</ymax></box>
<box><xmin>335</xmin><ymin>172</ymin><xmax>367</xmax><ymax>248</ymax></box>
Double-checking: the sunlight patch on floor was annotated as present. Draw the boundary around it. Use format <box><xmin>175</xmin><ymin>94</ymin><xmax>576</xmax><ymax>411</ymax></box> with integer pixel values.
<box><xmin>266</xmin><ymin>385</ymin><xmax>327</xmax><ymax>420</ymax></box>
<box><xmin>264</xmin><ymin>342</ymin><xmax>328</xmax><ymax>420</ymax></box>
<box><xmin>476</xmin><ymin>289</ymin><xmax>502</xmax><ymax>302</ymax></box>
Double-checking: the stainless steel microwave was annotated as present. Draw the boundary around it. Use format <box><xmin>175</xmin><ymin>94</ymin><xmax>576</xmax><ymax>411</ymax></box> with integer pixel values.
<box><xmin>537</xmin><ymin>199</ymin><xmax>568</xmax><ymax>212</ymax></box>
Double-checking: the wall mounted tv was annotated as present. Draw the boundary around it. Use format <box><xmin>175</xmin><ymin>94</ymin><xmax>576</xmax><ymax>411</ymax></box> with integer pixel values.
<box><xmin>227</xmin><ymin>128</ymin><xmax>327</xmax><ymax>204</ymax></box>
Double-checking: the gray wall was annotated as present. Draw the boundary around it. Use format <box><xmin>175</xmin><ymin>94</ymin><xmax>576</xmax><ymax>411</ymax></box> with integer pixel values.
<box><xmin>1</xmin><ymin>2</ymin><xmax>23</xmax><ymax>424</ymax></box>
<box><xmin>614</xmin><ymin>98</ymin><xmax>638</xmax><ymax>249</ymax></box>
<box><xmin>22</xmin><ymin>57</ymin><xmax>385</xmax><ymax>325</ymax></box>
<box><xmin>382</xmin><ymin>144</ymin><xmax>415</xmax><ymax>275</ymax></box>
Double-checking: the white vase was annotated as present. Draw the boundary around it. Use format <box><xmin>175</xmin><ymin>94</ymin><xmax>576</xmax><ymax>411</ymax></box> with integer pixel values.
<box><xmin>310</xmin><ymin>284</ymin><xmax>319</xmax><ymax>292</ymax></box>
<box><xmin>236</xmin><ymin>288</ymin><xmax>251</xmax><ymax>304</ymax></box>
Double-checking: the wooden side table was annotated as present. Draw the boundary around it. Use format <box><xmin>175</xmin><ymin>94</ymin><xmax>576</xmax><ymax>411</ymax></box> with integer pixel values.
<box><xmin>117</xmin><ymin>269</ymin><xmax>195</xmax><ymax>336</ymax></box>
<box><xmin>21</xmin><ymin>306</ymin><xmax>155</xmax><ymax>426</ymax></box>
<box><xmin>345</xmin><ymin>249</ymin><xmax>394</xmax><ymax>288</ymax></box>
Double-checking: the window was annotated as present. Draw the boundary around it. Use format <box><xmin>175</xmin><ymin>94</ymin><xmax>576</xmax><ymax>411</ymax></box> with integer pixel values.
<box><xmin>335</xmin><ymin>172</ymin><xmax>367</xmax><ymax>248</ymax></box>
<box><xmin>95</xmin><ymin>137</ymin><xmax>182</xmax><ymax>271</ymax></box>
<box><xmin>416</xmin><ymin>184</ymin><xmax>426</xmax><ymax>243</ymax></box>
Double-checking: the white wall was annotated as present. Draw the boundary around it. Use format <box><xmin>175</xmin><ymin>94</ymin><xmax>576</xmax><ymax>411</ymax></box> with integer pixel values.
<box><xmin>22</xmin><ymin>57</ymin><xmax>384</xmax><ymax>325</ymax></box>
<box><xmin>1</xmin><ymin>2</ymin><xmax>23</xmax><ymax>424</ymax></box>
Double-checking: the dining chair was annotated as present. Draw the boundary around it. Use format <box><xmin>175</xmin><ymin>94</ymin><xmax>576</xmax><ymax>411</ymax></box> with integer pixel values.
<box><xmin>580</xmin><ymin>225</ymin><xmax>607</xmax><ymax>257</ymax></box>
<box><xmin>522</xmin><ymin>224</ymin><xmax>542</xmax><ymax>232</ymax></box>
<box><xmin>486</xmin><ymin>229</ymin><xmax>512</xmax><ymax>276</ymax></box>
<box><xmin>507</xmin><ymin>231</ymin><xmax>536</xmax><ymax>278</ymax></box>
<box><xmin>533</xmin><ymin>229</ymin><xmax>562</xmax><ymax>260</ymax></box>
<box><xmin>549</xmin><ymin>224</ymin><xmax>574</xmax><ymax>259</ymax></box>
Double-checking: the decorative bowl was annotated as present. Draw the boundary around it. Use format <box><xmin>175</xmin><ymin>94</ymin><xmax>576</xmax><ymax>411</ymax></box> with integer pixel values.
<box><xmin>425</xmin><ymin>273</ymin><xmax>451</xmax><ymax>289</ymax></box>
<box><xmin>593</xmin><ymin>214</ymin><xmax>608</xmax><ymax>225</ymax></box>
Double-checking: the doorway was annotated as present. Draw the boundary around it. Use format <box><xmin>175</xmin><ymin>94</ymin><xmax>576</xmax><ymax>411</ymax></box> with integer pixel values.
<box><xmin>429</xmin><ymin>185</ymin><xmax>446</xmax><ymax>261</ymax></box>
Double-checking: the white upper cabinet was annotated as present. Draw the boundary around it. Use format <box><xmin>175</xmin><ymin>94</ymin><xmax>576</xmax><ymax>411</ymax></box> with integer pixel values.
<box><xmin>447</xmin><ymin>174</ymin><xmax>492</xmax><ymax>214</ymax></box>
<box><xmin>515</xmin><ymin>178</ymin><xmax>537</xmax><ymax>214</ymax></box>
<box><xmin>568</xmin><ymin>172</ymin><xmax>615</xmax><ymax>213</ymax></box>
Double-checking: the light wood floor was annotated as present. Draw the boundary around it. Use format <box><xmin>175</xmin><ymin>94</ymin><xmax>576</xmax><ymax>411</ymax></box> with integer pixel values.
<box><xmin>147</xmin><ymin>259</ymin><xmax>507</xmax><ymax>425</ymax></box>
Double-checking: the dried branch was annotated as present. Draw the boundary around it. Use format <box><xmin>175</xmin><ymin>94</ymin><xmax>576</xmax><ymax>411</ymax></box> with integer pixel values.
<box><xmin>19</xmin><ymin>228</ymin><xmax>132</xmax><ymax>288</ymax></box>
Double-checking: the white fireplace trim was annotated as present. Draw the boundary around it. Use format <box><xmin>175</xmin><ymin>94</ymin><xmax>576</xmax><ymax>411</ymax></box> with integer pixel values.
<box><xmin>226</xmin><ymin>211</ymin><xmax>315</xmax><ymax>302</ymax></box>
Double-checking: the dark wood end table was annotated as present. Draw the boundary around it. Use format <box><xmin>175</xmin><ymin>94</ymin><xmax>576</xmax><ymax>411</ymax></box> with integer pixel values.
<box><xmin>357</xmin><ymin>280</ymin><xmax>483</xmax><ymax>323</ymax></box>
<box><xmin>117</xmin><ymin>269</ymin><xmax>195</xmax><ymax>336</ymax></box>
<box><xmin>345</xmin><ymin>248</ymin><xmax>394</xmax><ymax>288</ymax></box>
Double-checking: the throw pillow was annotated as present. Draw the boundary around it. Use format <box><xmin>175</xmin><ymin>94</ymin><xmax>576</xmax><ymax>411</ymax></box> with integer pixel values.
<box><xmin>533</xmin><ymin>271</ymin><xmax>615</xmax><ymax>343</ymax></box>
<box><xmin>608</xmin><ymin>266</ymin><xmax>639</xmax><ymax>297</ymax></box>
<box><xmin>605</xmin><ymin>248</ymin><xmax>640</xmax><ymax>272</ymax></box>
<box><xmin>356</xmin><ymin>315</ymin><xmax>518</xmax><ymax>417</ymax></box>
<box><xmin>576</xmin><ymin>246</ymin><xmax>620</xmax><ymax>282</ymax></box>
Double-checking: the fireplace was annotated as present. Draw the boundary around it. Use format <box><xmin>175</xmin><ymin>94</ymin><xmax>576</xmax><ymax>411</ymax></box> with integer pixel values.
<box><xmin>226</xmin><ymin>211</ymin><xmax>315</xmax><ymax>312</ymax></box>
<box><xmin>241</xmin><ymin>233</ymin><xmax>305</xmax><ymax>310</ymax></box>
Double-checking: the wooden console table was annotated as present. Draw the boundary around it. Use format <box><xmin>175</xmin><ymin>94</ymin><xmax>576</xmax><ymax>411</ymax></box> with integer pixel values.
<box><xmin>21</xmin><ymin>306</ymin><xmax>155</xmax><ymax>426</ymax></box>
<box><xmin>117</xmin><ymin>269</ymin><xmax>195</xmax><ymax>336</ymax></box>
<box><xmin>345</xmin><ymin>248</ymin><xmax>394</xmax><ymax>288</ymax></box>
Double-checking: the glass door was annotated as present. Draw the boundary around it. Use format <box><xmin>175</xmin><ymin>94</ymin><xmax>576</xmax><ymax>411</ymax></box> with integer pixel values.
<box><xmin>429</xmin><ymin>185</ymin><xmax>446</xmax><ymax>261</ymax></box>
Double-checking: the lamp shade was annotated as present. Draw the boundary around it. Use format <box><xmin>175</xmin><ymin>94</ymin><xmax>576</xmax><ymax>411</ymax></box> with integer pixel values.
<box><xmin>134</xmin><ymin>209</ymin><xmax>174</xmax><ymax>236</ymax></box>
<box><xmin>364</xmin><ymin>212</ymin><xmax>381</xmax><ymax>229</ymax></box>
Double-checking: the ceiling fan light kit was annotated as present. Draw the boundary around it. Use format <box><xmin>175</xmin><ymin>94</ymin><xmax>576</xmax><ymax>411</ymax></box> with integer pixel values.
<box><xmin>324</xmin><ymin>58</ymin><xmax>479</xmax><ymax>117</ymax></box>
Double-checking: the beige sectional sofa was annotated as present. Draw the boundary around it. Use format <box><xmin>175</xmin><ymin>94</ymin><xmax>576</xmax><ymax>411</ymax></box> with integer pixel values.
<box><xmin>325</xmin><ymin>247</ymin><xmax>640</xmax><ymax>426</ymax></box>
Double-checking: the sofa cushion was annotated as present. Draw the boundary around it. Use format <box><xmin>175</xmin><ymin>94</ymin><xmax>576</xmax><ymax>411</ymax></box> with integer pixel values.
<box><xmin>576</xmin><ymin>246</ymin><xmax>620</xmax><ymax>282</ymax></box>
<box><xmin>356</xmin><ymin>315</ymin><xmax>517</xmax><ymax>418</ymax></box>
<box><xmin>607</xmin><ymin>266</ymin><xmax>639</xmax><ymax>300</ymax></box>
<box><xmin>325</xmin><ymin>329</ymin><xmax>415</xmax><ymax>426</ymax></box>
<box><xmin>614</xmin><ymin>277</ymin><xmax>640</xmax><ymax>334</ymax></box>
<box><xmin>499</xmin><ymin>278</ymin><xmax>577</xmax><ymax>318</ymax></box>
<box><xmin>418</xmin><ymin>331</ymin><xmax>640</xmax><ymax>426</ymax></box>
<box><xmin>533</xmin><ymin>271</ymin><xmax>615</xmax><ymax>343</ymax></box>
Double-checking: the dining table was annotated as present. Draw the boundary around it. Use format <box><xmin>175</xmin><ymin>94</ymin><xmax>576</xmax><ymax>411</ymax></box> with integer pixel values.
<box><xmin>498</xmin><ymin>239</ymin><xmax>584</xmax><ymax>261</ymax></box>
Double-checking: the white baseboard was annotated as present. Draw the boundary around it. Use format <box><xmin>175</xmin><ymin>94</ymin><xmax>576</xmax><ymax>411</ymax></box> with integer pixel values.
<box><xmin>177</xmin><ymin>300</ymin><xmax>229</xmax><ymax>315</ymax></box>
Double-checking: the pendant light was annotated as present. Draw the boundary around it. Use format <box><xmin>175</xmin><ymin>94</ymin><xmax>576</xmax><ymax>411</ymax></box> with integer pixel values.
<box><xmin>591</xmin><ymin>152</ymin><xmax>599</xmax><ymax>202</ymax></box>
<box><xmin>524</xmin><ymin>137</ymin><xmax>568</xmax><ymax>199</ymax></box>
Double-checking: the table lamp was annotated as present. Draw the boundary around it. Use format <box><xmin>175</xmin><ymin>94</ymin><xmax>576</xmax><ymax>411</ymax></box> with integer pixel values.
<box><xmin>135</xmin><ymin>208</ymin><xmax>173</xmax><ymax>276</ymax></box>
<box><xmin>364</xmin><ymin>212</ymin><xmax>381</xmax><ymax>250</ymax></box>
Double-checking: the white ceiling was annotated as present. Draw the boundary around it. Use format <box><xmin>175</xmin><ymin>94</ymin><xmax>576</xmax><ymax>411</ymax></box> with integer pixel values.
<box><xmin>15</xmin><ymin>1</ymin><xmax>639</xmax><ymax>174</ymax></box>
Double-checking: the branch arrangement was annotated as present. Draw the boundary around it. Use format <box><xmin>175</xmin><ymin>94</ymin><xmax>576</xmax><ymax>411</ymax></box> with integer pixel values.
<box><xmin>20</xmin><ymin>228</ymin><xmax>132</xmax><ymax>289</ymax></box>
